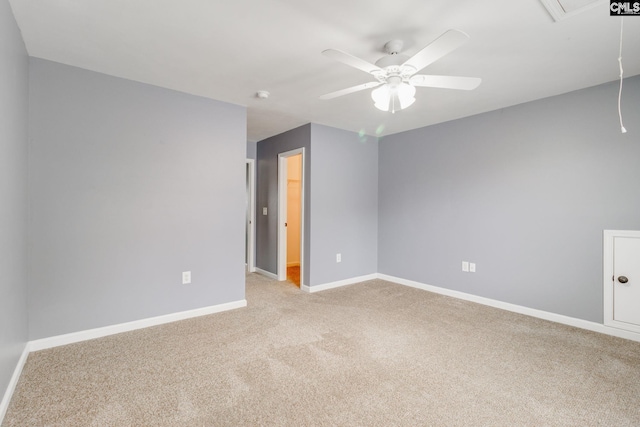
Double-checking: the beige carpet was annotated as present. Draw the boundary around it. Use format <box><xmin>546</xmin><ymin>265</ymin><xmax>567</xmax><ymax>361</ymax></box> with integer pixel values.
<box><xmin>3</xmin><ymin>274</ymin><xmax>640</xmax><ymax>426</ymax></box>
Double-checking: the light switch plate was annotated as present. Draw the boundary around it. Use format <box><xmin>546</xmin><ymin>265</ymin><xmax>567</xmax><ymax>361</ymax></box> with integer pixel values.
<box><xmin>462</xmin><ymin>261</ymin><xmax>469</xmax><ymax>272</ymax></box>
<box><xmin>470</xmin><ymin>263</ymin><xmax>476</xmax><ymax>273</ymax></box>
<box><xmin>262</xmin><ymin>207</ymin><xmax>268</xmax><ymax>215</ymax></box>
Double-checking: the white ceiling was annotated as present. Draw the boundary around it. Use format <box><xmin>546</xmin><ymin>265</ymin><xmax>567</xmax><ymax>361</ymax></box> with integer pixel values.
<box><xmin>8</xmin><ymin>0</ymin><xmax>640</xmax><ymax>142</ymax></box>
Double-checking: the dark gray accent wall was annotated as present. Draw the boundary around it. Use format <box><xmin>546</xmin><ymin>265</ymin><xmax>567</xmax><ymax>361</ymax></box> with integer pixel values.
<box><xmin>309</xmin><ymin>124</ymin><xmax>378</xmax><ymax>286</ymax></box>
<box><xmin>379</xmin><ymin>76</ymin><xmax>640</xmax><ymax>323</ymax></box>
<box><xmin>256</xmin><ymin>125</ymin><xmax>311</xmax><ymax>284</ymax></box>
<box><xmin>0</xmin><ymin>0</ymin><xmax>29</xmax><ymax>403</ymax></box>
<box><xmin>28</xmin><ymin>59</ymin><xmax>247</xmax><ymax>340</ymax></box>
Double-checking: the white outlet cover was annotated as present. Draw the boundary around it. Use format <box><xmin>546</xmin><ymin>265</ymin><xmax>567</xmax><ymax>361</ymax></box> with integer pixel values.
<box><xmin>462</xmin><ymin>261</ymin><xmax>469</xmax><ymax>272</ymax></box>
<box><xmin>182</xmin><ymin>271</ymin><xmax>191</xmax><ymax>284</ymax></box>
<box><xmin>470</xmin><ymin>263</ymin><xmax>476</xmax><ymax>273</ymax></box>
<box><xmin>262</xmin><ymin>207</ymin><xmax>268</xmax><ymax>215</ymax></box>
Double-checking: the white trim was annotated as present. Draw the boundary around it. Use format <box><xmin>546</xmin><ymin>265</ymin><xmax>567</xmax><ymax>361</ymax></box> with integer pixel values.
<box><xmin>255</xmin><ymin>268</ymin><xmax>278</xmax><ymax>280</ymax></box>
<box><xmin>245</xmin><ymin>159</ymin><xmax>256</xmax><ymax>273</ymax></box>
<box><xmin>0</xmin><ymin>344</ymin><xmax>30</xmax><ymax>424</ymax></box>
<box><xmin>277</xmin><ymin>152</ymin><xmax>288</xmax><ymax>281</ymax></box>
<box><xmin>29</xmin><ymin>300</ymin><xmax>247</xmax><ymax>352</ymax></box>
<box><xmin>603</xmin><ymin>229</ymin><xmax>640</xmax><ymax>334</ymax></box>
<box><xmin>301</xmin><ymin>274</ymin><xmax>378</xmax><ymax>293</ymax></box>
<box><xmin>378</xmin><ymin>273</ymin><xmax>640</xmax><ymax>343</ymax></box>
<box><xmin>298</xmin><ymin>152</ymin><xmax>305</xmax><ymax>287</ymax></box>
<box><xmin>604</xmin><ymin>230</ymin><xmax>615</xmax><ymax>329</ymax></box>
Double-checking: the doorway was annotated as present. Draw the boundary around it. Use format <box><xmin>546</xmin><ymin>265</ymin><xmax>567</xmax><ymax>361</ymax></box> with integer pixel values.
<box><xmin>278</xmin><ymin>148</ymin><xmax>305</xmax><ymax>287</ymax></box>
<box><xmin>604</xmin><ymin>230</ymin><xmax>640</xmax><ymax>334</ymax></box>
<box><xmin>245</xmin><ymin>159</ymin><xmax>255</xmax><ymax>273</ymax></box>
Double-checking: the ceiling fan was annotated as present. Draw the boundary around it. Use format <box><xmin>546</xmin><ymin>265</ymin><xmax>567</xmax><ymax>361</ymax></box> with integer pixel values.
<box><xmin>320</xmin><ymin>30</ymin><xmax>481</xmax><ymax>113</ymax></box>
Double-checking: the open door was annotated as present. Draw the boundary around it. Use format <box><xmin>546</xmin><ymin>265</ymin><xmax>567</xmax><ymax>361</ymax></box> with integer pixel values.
<box><xmin>278</xmin><ymin>148</ymin><xmax>305</xmax><ymax>286</ymax></box>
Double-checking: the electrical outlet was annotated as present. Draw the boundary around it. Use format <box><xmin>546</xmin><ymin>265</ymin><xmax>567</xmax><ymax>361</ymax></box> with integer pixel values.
<box><xmin>182</xmin><ymin>271</ymin><xmax>191</xmax><ymax>285</ymax></box>
<box><xmin>462</xmin><ymin>261</ymin><xmax>469</xmax><ymax>272</ymax></box>
<box><xmin>470</xmin><ymin>263</ymin><xmax>476</xmax><ymax>273</ymax></box>
<box><xmin>262</xmin><ymin>207</ymin><xmax>268</xmax><ymax>215</ymax></box>
<box><xmin>336</xmin><ymin>253</ymin><xmax>341</xmax><ymax>263</ymax></box>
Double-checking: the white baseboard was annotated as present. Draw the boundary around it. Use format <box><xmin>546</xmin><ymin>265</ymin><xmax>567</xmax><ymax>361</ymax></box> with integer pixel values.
<box><xmin>0</xmin><ymin>344</ymin><xmax>30</xmax><ymax>424</ymax></box>
<box><xmin>301</xmin><ymin>273</ymin><xmax>378</xmax><ymax>293</ymax></box>
<box><xmin>29</xmin><ymin>299</ymin><xmax>247</xmax><ymax>352</ymax></box>
<box><xmin>255</xmin><ymin>268</ymin><xmax>278</xmax><ymax>280</ymax></box>
<box><xmin>378</xmin><ymin>273</ymin><xmax>640</xmax><ymax>343</ymax></box>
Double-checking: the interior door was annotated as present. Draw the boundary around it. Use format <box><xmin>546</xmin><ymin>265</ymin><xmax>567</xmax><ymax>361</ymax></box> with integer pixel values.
<box><xmin>613</xmin><ymin>235</ymin><xmax>640</xmax><ymax>326</ymax></box>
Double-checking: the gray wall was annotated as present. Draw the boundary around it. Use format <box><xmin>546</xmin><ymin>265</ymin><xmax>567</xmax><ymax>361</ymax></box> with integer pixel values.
<box><xmin>0</xmin><ymin>0</ymin><xmax>29</xmax><ymax>404</ymax></box>
<box><xmin>379</xmin><ymin>76</ymin><xmax>640</xmax><ymax>323</ymax></box>
<box><xmin>256</xmin><ymin>124</ymin><xmax>311</xmax><ymax>284</ymax></box>
<box><xmin>309</xmin><ymin>124</ymin><xmax>378</xmax><ymax>286</ymax></box>
<box><xmin>28</xmin><ymin>59</ymin><xmax>247</xmax><ymax>339</ymax></box>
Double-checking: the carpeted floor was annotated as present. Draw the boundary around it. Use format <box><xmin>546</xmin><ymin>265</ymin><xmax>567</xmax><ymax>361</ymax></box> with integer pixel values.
<box><xmin>3</xmin><ymin>274</ymin><xmax>640</xmax><ymax>426</ymax></box>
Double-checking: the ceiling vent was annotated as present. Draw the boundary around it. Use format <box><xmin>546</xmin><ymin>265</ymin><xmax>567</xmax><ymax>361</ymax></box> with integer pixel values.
<box><xmin>540</xmin><ymin>0</ymin><xmax>606</xmax><ymax>21</ymax></box>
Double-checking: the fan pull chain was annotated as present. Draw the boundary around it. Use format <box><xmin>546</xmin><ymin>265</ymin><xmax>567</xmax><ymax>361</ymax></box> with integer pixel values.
<box><xmin>618</xmin><ymin>17</ymin><xmax>627</xmax><ymax>134</ymax></box>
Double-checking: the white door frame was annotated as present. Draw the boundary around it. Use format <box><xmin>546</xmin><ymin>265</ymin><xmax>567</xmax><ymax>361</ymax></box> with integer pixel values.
<box><xmin>603</xmin><ymin>229</ymin><xmax>640</xmax><ymax>334</ymax></box>
<box><xmin>246</xmin><ymin>159</ymin><xmax>256</xmax><ymax>273</ymax></box>
<box><xmin>277</xmin><ymin>148</ymin><xmax>305</xmax><ymax>284</ymax></box>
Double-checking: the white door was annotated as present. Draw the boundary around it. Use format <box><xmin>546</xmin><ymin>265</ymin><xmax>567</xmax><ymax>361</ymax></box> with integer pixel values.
<box><xmin>604</xmin><ymin>230</ymin><xmax>640</xmax><ymax>333</ymax></box>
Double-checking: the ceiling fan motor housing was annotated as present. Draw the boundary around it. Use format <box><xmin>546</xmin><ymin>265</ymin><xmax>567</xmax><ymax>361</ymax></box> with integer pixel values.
<box><xmin>383</xmin><ymin>39</ymin><xmax>404</xmax><ymax>54</ymax></box>
<box><xmin>386</xmin><ymin>75</ymin><xmax>402</xmax><ymax>89</ymax></box>
<box><xmin>374</xmin><ymin>55</ymin><xmax>416</xmax><ymax>83</ymax></box>
<box><xmin>374</xmin><ymin>40</ymin><xmax>416</xmax><ymax>82</ymax></box>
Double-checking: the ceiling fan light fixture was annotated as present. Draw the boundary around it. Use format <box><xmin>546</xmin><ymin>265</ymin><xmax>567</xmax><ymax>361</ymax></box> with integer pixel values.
<box><xmin>321</xmin><ymin>30</ymin><xmax>480</xmax><ymax>113</ymax></box>
<box><xmin>374</xmin><ymin>100</ymin><xmax>390</xmax><ymax>111</ymax></box>
<box><xmin>371</xmin><ymin>84</ymin><xmax>390</xmax><ymax>110</ymax></box>
<box><xmin>371</xmin><ymin>82</ymin><xmax>415</xmax><ymax>113</ymax></box>
<box><xmin>397</xmin><ymin>83</ymin><xmax>416</xmax><ymax>107</ymax></box>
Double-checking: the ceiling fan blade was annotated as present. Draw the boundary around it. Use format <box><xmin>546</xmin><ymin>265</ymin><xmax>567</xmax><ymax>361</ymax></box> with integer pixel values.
<box><xmin>410</xmin><ymin>75</ymin><xmax>481</xmax><ymax>90</ymax></box>
<box><xmin>403</xmin><ymin>30</ymin><xmax>470</xmax><ymax>73</ymax></box>
<box><xmin>319</xmin><ymin>82</ymin><xmax>382</xmax><ymax>100</ymax></box>
<box><xmin>322</xmin><ymin>49</ymin><xmax>382</xmax><ymax>75</ymax></box>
